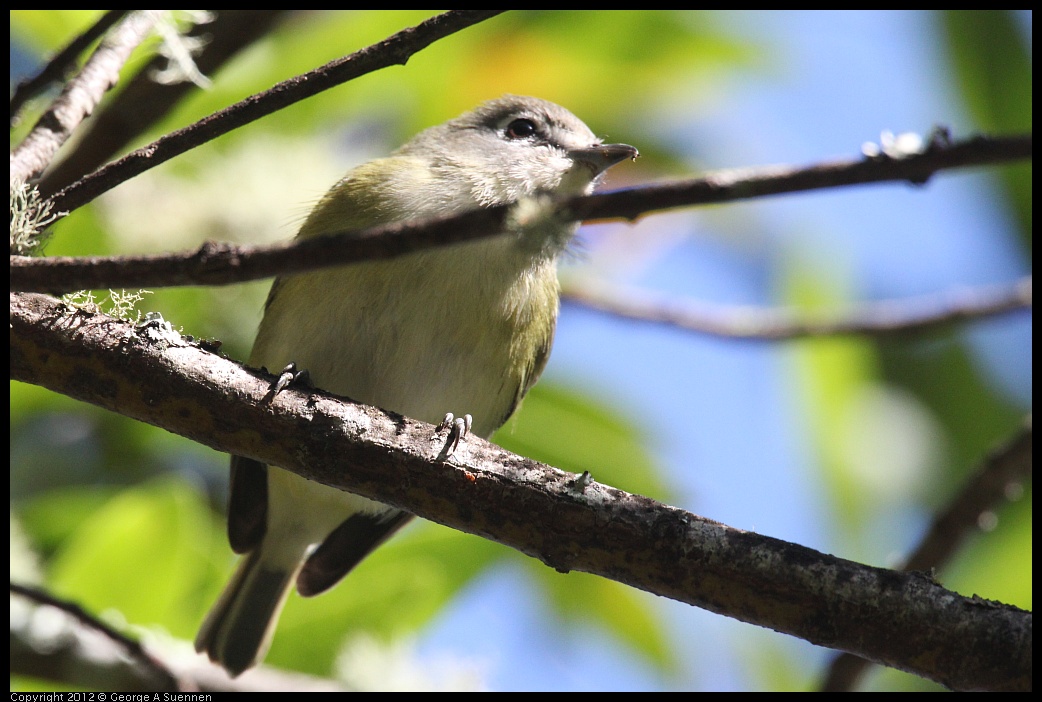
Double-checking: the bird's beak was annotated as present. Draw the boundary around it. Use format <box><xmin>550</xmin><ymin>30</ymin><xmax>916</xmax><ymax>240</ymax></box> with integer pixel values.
<box><xmin>570</xmin><ymin>143</ymin><xmax>639</xmax><ymax>175</ymax></box>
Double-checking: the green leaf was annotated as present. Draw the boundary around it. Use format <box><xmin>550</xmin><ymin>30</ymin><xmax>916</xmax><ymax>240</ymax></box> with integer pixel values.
<box><xmin>47</xmin><ymin>479</ymin><xmax>220</xmax><ymax>638</ymax></box>
<box><xmin>495</xmin><ymin>382</ymin><xmax>671</xmax><ymax>501</ymax></box>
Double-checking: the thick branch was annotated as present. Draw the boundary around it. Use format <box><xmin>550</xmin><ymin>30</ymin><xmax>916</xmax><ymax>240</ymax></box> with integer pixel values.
<box><xmin>9</xmin><ymin>291</ymin><xmax>1031</xmax><ymax>691</ymax></box>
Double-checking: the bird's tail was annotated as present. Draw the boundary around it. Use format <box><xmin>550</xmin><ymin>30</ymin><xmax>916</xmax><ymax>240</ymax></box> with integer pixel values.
<box><xmin>194</xmin><ymin>548</ymin><xmax>299</xmax><ymax>677</ymax></box>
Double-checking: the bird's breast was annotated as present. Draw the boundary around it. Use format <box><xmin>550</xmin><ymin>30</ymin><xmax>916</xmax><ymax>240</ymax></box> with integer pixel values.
<box><xmin>250</xmin><ymin>240</ymin><xmax>559</xmax><ymax>438</ymax></box>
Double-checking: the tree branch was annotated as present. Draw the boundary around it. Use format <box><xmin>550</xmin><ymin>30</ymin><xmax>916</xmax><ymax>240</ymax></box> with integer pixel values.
<box><xmin>9</xmin><ymin>10</ymin><xmax>131</xmax><ymax>123</ymax></box>
<box><xmin>9</xmin><ymin>291</ymin><xmax>1031</xmax><ymax>692</ymax></box>
<box><xmin>821</xmin><ymin>416</ymin><xmax>1034</xmax><ymax>691</ymax></box>
<box><xmin>561</xmin><ymin>276</ymin><xmax>1032</xmax><ymax>339</ymax></box>
<box><xmin>10</xmin><ymin>581</ymin><xmax>342</xmax><ymax>691</ymax></box>
<box><xmin>10</xmin><ymin>582</ymin><xmax>180</xmax><ymax>691</ymax></box>
<box><xmin>37</xmin><ymin>10</ymin><xmax>291</xmax><ymax>197</ymax></box>
<box><xmin>10</xmin><ymin>133</ymin><xmax>1031</xmax><ymax>295</ymax></box>
<box><xmin>569</xmin><ymin>131</ymin><xmax>1032</xmax><ymax>221</ymax></box>
<box><xmin>10</xmin><ymin>11</ymin><xmax>160</xmax><ymax>184</ymax></box>
<box><xmin>10</xmin><ymin>203</ymin><xmax>514</xmax><ymax>293</ymax></box>
<box><xmin>43</xmin><ymin>10</ymin><xmax>506</xmax><ymax>217</ymax></box>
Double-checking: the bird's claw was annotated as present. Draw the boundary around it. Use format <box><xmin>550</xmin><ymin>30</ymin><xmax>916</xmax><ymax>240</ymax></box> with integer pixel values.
<box><xmin>436</xmin><ymin>412</ymin><xmax>473</xmax><ymax>458</ymax></box>
<box><xmin>265</xmin><ymin>362</ymin><xmax>311</xmax><ymax>404</ymax></box>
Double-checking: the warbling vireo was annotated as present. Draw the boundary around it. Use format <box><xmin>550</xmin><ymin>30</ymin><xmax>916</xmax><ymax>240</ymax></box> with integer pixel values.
<box><xmin>195</xmin><ymin>95</ymin><xmax>637</xmax><ymax>676</ymax></box>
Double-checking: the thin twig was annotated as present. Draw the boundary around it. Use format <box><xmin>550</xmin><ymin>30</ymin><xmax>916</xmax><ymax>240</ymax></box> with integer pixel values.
<box><xmin>10</xmin><ymin>133</ymin><xmax>1032</xmax><ymax>295</ymax></box>
<box><xmin>45</xmin><ymin>11</ymin><xmax>506</xmax><ymax>216</ymax></box>
<box><xmin>561</xmin><ymin>276</ymin><xmax>1032</xmax><ymax>340</ymax></box>
<box><xmin>821</xmin><ymin>417</ymin><xmax>1033</xmax><ymax>691</ymax></box>
<box><xmin>37</xmin><ymin>10</ymin><xmax>291</xmax><ymax>197</ymax></box>
<box><xmin>10</xmin><ymin>11</ymin><xmax>159</xmax><ymax>185</ymax></box>
<box><xmin>569</xmin><ymin>133</ymin><xmax>1032</xmax><ymax>222</ymax></box>
<box><xmin>10</xmin><ymin>581</ymin><xmax>181</xmax><ymax>691</ymax></box>
<box><xmin>10</xmin><ymin>204</ymin><xmax>512</xmax><ymax>293</ymax></box>
<box><xmin>9</xmin><ymin>10</ymin><xmax>130</xmax><ymax>123</ymax></box>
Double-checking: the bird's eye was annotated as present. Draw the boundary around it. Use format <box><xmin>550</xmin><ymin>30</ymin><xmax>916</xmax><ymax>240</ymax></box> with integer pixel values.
<box><xmin>505</xmin><ymin>118</ymin><xmax>537</xmax><ymax>140</ymax></box>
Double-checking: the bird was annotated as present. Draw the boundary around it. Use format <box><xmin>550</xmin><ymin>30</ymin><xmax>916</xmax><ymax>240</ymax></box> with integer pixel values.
<box><xmin>195</xmin><ymin>94</ymin><xmax>637</xmax><ymax>676</ymax></box>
